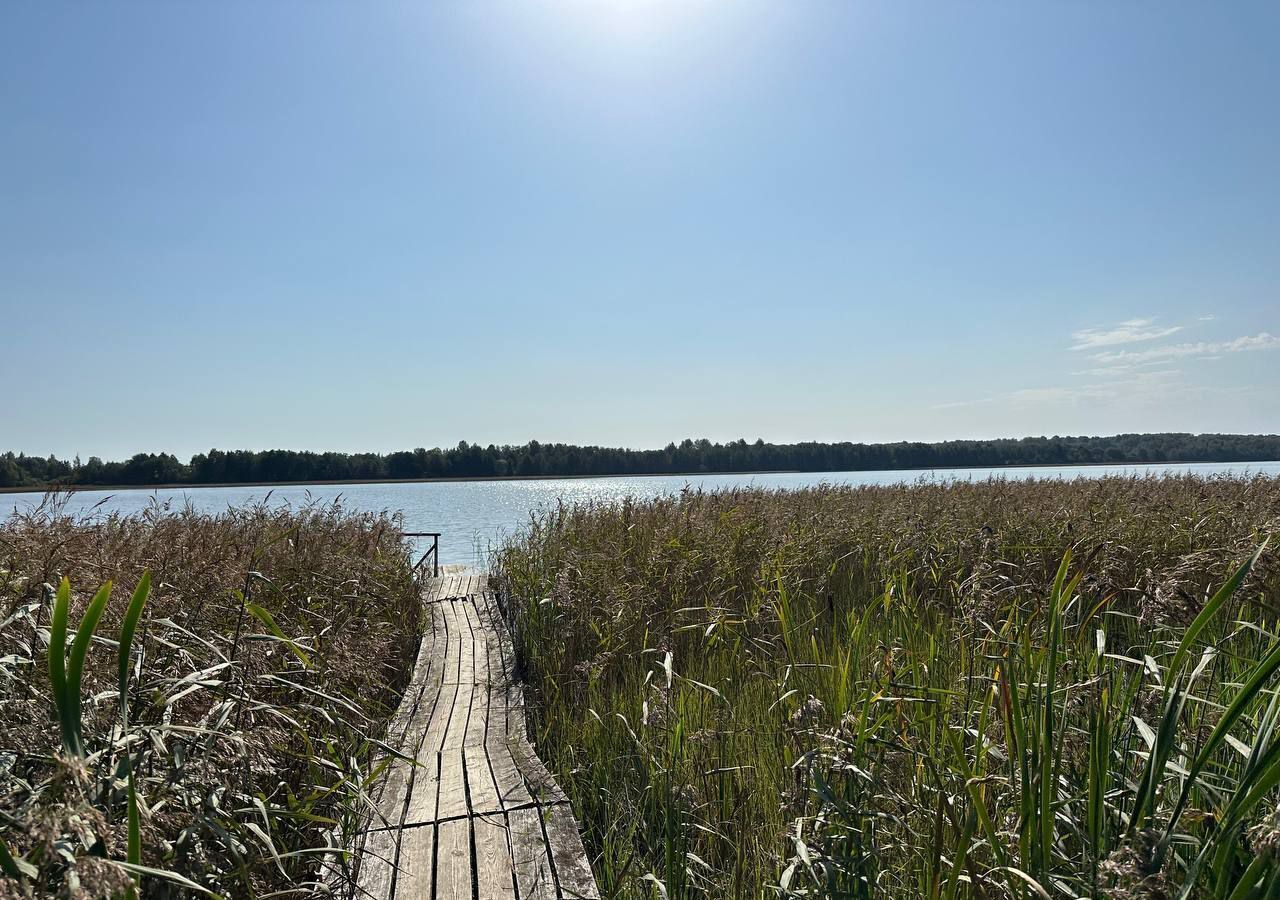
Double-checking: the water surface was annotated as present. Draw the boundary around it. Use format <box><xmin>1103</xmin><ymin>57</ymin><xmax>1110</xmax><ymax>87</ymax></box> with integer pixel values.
<box><xmin>6</xmin><ymin>461</ymin><xmax>1278</xmax><ymax>566</ymax></box>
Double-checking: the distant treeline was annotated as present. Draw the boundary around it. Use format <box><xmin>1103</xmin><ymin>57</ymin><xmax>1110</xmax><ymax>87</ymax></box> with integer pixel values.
<box><xmin>3</xmin><ymin>433</ymin><xmax>1279</xmax><ymax>489</ymax></box>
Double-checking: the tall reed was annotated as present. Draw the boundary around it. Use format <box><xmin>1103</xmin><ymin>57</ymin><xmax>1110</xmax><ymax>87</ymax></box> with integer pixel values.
<box><xmin>0</xmin><ymin>494</ymin><xmax>422</xmax><ymax>897</ymax></box>
<box><xmin>494</xmin><ymin>475</ymin><xmax>1280</xmax><ymax>898</ymax></box>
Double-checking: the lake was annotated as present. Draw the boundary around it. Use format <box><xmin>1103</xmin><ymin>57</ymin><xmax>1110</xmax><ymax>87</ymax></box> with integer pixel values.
<box><xmin>5</xmin><ymin>460</ymin><xmax>1279</xmax><ymax>566</ymax></box>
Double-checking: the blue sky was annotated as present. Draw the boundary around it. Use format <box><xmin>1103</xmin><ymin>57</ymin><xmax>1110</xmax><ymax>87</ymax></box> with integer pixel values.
<box><xmin>3</xmin><ymin>2</ymin><xmax>1277</xmax><ymax>460</ymax></box>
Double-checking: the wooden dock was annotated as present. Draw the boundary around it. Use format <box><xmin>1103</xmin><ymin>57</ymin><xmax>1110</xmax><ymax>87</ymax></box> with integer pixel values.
<box><xmin>349</xmin><ymin>568</ymin><xmax>599</xmax><ymax>900</ymax></box>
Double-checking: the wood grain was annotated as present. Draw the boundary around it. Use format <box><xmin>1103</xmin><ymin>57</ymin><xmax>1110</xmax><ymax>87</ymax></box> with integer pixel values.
<box><xmin>352</xmin><ymin>570</ymin><xmax>598</xmax><ymax>900</ymax></box>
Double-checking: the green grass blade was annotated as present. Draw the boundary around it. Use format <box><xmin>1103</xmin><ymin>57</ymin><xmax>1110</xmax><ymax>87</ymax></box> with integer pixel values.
<box><xmin>1129</xmin><ymin>682</ymin><xmax>1188</xmax><ymax>835</ymax></box>
<box><xmin>48</xmin><ymin>577</ymin><xmax>71</xmax><ymax>752</ymax></box>
<box><xmin>1037</xmin><ymin>550</ymin><xmax>1073</xmax><ymax>874</ymax></box>
<box><xmin>1225</xmin><ymin>853</ymin><xmax>1270</xmax><ymax>900</ymax></box>
<box><xmin>1166</xmin><ymin>637</ymin><xmax>1280</xmax><ymax>834</ymax></box>
<box><xmin>1248</xmin><ymin>679</ymin><xmax>1280</xmax><ymax>772</ymax></box>
<box><xmin>1087</xmin><ymin>684</ymin><xmax>1111</xmax><ymax>886</ymax></box>
<box><xmin>65</xmin><ymin>581</ymin><xmax>113</xmax><ymax>756</ymax></box>
<box><xmin>245</xmin><ymin>602</ymin><xmax>312</xmax><ymax>668</ymax></box>
<box><xmin>111</xmin><ymin>861</ymin><xmax>222</xmax><ymax>897</ymax></box>
<box><xmin>118</xmin><ymin>570</ymin><xmax>151</xmax><ymax>728</ymax></box>
<box><xmin>947</xmin><ymin>727</ymin><xmax>1008</xmax><ymax>869</ymax></box>
<box><xmin>128</xmin><ymin>767</ymin><xmax>142</xmax><ymax>868</ymax></box>
<box><xmin>1224</xmin><ymin>744</ymin><xmax>1280</xmax><ymax>834</ymax></box>
<box><xmin>1168</xmin><ymin>541</ymin><xmax>1266</xmax><ymax>681</ymax></box>
<box><xmin>0</xmin><ymin>837</ymin><xmax>28</xmax><ymax>881</ymax></box>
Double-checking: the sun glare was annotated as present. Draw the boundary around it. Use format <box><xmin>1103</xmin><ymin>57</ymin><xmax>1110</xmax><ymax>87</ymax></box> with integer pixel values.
<box><xmin>553</xmin><ymin>0</ymin><xmax>721</xmax><ymax>46</ymax></box>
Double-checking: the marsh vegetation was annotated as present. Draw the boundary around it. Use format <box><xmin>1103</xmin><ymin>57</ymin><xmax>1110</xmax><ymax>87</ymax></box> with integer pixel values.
<box><xmin>495</xmin><ymin>475</ymin><xmax>1280</xmax><ymax>898</ymax></box>
<box><xmin>0</xmin><ymin>497</ymin><xmax>421</xmax><ymax>897</ymax></box>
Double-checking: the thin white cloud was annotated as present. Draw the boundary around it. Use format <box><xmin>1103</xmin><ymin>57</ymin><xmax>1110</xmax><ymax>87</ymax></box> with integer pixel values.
<box><xmin>934</xmin><ymin>324</ymin><xmax>1272</xmax><ymax>412</ymax></box>
<box><xmin>1072</xmin><ymin>365</ymin><xmax>1134</xmax><ymax>377</ymax></box>
<box><xmin>1008</xmin><ymin>385</ymin><xmax>1121</xmax><ymax>404</ymax></box>
<box><xmin>1199</xmin><ymin>315</ymin><xmax>1218</xmax><ymax>321</ymax></box>
<box><xmin>932</xmin><ymin>370</ymin><xmax>1182</xmax><ymax>411</ymax></box>
<box><xmin>929</xmin><ymin>397</ymin><xmax>995</xmax><ymax>411</ymax></box>
<box><xmin>1072</xmin><ymin>359</ymin><xmax>1178</xmax><ymax>377</ymax></box>
<box><xmin>1092</xmin><ymin>332</ymin><xmax>1280</xmax><ymax>365</ymax></box>
<box><xmin>1070</xmin><ymin>318</ymin><xmax>1183</xmax><ymax>350</ymax></box>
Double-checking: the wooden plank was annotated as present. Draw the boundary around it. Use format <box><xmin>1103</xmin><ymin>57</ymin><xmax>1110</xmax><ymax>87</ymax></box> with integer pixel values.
<box><xmin>502</xmin><ymin>680</ymin><xmax>524</xmax><ymax>743</ymax></box>
<box><xmin>392</xmin><ymin>825</ymin><xmax>433</xmax><ymax>900</ymax></box>
<box><xmin>456</xmin><ymin>599</ymin><xmax>477</xmax><ymax>682</ymax></box>
<box><xmin>508</xmin><ymin>729</ymin><xmax>567</xmax><ymax>805</ymax></box>
<box><xmin>427</xmin><ymin>575</ymin><xmax>453</xmax><ymax>602</ymax></box>
<box><xmin>474</xmin><ymin>814</ymin><xmax>517</xmax><ymax>900</ymax></box>
<box><xmin>486</xmin><ymin>743</ymin><xmax>533</xmax><ymax>810</ymax></box>
<box><xmin>422</xmin><ymin>576</ymin><xmax>443</xmax><ymax>603</ymax></box>
<box><xmin>435</xmin><ymin>750</ymin><xmax>469</xmax><ymax>821</ymax></box>
<box><xmin>484</xmin><ymin>685</ymin><xmax>535</xmax><ymax>810</ymax></box>
<box><xmin>463</xmin><ymin>621</ymin><xmax>491</xmax><ymax>750</ymax></box>
<box><xmin>434</xmin><ymin>819</ymin><xmax>473</xmax><ymax>900</ymax></box>
<box><xmin>443</xmin><ymin>676</ymin><xmax>475</xmax><ymax>751</ymax></box>
<box><xmin>441</xmin><ymin>602</ymin><xmax>478</xmax><ymax>751</ymax></box>
<box><xmin>489</xmin><ymin>595</ymin><xmax>516</xmax><ymax>686</ymax></box>
<box><xmin>418</xmin><ymin>675</ymin><xmax>458</xmax><ymax>755</ymax></box>
<box><xmin>401</xmin><ymin>606</ymin><xmax>456</xmax><ymax>825</ymax></box>
<box><xmin>475</xmin><ymin>594</ymin><xmax>508</xmax><ymax>690</ymax></box>
<box><xmin>403</xmin><ymin>751</ymin><xmax>441</xmax><ymax>828</ymax></box>
<box><xmin>544</xmin><ymin>802</ymin><xmax>600</xmax><ymax>899</ymax></box>
<box><xmin>372</xmin><ymin>607</ymin><xmax>446</xmax><ymax>828</ymax></box>
<box><xmin>419</xmin><ymin>601</ymin><xmax>462</xmax><ymax>755</ymax></box>
<box><xmin>383</xmin><ymin>620</ymin><xmax>442</xmax><ymax>751</ymax></box>
<box><xmin>370</xmin><ymin>757</ymin><xmax>414</xmax><ymax>830</ymax></box>
<box><xmin>425</xmin><ymin>576</ymin><xmax>444</xmax><ymax>602</ymax></box>
<box><xmin>486</xmin><ymin>604</ymin><xmax>521</xmax><ymax>739</ymax></box>
<box><xmin>354</xmin><ymin>827</ymin><xmax>398</xmax><ymax>900</ymax></box>
<box><xmin>508</xmin><ymin>807</ymin><xmax>557</xmax><ymax>900</ymax></box>
<box><xmin>464</xmin><ymin>747</ymin><xmax>500</xmax><ymax>815</ymax></box>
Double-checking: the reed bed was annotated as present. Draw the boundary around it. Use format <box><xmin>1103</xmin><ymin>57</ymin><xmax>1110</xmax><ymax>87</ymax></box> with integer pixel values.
<box><xmin>494</xmin><ymin>475</ymin><xmax>1280</xmax><ymax>899</ymax></box>
<box><xmin>0</xmin><ymin>495</ymin><xmax>422</xmax><ymax>898</ymax></box>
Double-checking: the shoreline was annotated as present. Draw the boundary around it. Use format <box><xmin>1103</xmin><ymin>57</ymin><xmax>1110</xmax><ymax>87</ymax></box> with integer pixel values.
<box><xmin>3</xmin><ymin>459</ymin><xmax>1278</xmax><ymax>495</ymax></box>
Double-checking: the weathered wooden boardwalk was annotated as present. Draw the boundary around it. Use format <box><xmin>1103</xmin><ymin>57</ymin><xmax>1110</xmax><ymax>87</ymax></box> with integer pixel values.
<box><xmin>351</xmin><ymin>568</ymin><xmax>599</xmax><ymax>900</ymax></box>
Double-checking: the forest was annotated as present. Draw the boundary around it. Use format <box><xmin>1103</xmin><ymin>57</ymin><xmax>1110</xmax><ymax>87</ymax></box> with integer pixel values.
<box><xmin>2</xmin><ymin>432</ymin><xmax>1279</xmax><ymax>489</ymax></box>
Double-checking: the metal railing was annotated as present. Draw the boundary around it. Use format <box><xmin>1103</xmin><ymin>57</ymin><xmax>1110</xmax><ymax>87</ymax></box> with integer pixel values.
<box><xmin>403</xmin><ymin>532</ymin><xmax>441</xmax><ymax>578</ymax></box>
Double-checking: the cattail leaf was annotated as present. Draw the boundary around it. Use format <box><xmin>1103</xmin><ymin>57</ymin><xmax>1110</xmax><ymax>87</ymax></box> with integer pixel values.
<box><xmin>127</xmin><ymin>765</ymin><xmax>142</xmax><ymax>895</ymax></box>
<box><xmin>1224</xmin><ymin>853</ymin><xmax>1269</xmax><ymax>900</ymax></box>
<box><xmin>118</xmin><ymin>571</ymin><xmax>151</xmax><ymax>728</ymax></box>
<box><xmin>65</xmin><ymin>581</ymin><xmax>112</xmax><ymax>756</ymax></box>
<box><xmin>0</xmin><ymin>837</ymin><xmax>35</xmax><ymax>881</ymax></box>
<box><xmin>642</xmin><ymin>872</ymin><xmax>669</xmax><ymax>899</ymax></box>
<box><xmin>48</xmin><ymin>577</ymin><xmax>70</xmax><ymax>751</ymax></box>
<box><xmin>1165</xmin><ymin>636</ymin><xmax>1280</xmax><ymax>834</ymax></box>
<box><xmin>111</xmin><ymin>861</ymin><xmax>221</xmax><ymax>897</ymax></box>
<box><xmin>989</xmin><ymin>866</ymin><xmax>1053</xmax><ymax>899</ymax></box>
<box><xmin>245</xmin><ymin>603</ymin><xmax>312</xmax><ymax>668</ymax></box>
<box><xmin>1130</xmin><ymin>682</ymin><xmax>1188</xmax><ymax>834</ymax></box>
<box><xmin>1168</xmin><ymin>540</ymin><xmax>1267</xmax><ymax>681</ymax></box>
<box><xmin>1223</xmin><ymin>741</ymin><xmax>1280</xmax><ymax>831</ymax></box>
